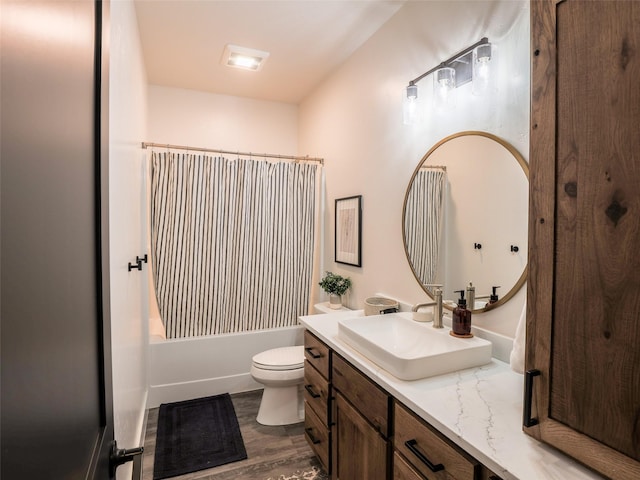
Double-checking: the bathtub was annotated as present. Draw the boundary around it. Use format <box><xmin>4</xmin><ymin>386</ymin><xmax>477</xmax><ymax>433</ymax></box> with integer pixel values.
<box><xmin>147</xmin><ymin>323</ymin><xmax>304</xmax><ymax>408</ymax></box>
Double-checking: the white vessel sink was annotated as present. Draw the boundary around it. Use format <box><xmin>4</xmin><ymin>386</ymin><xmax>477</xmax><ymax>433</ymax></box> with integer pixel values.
<box><xmin>337</xmin><ymin>313</ymin><xmax>492</xmax><ymax>380</ymax></box>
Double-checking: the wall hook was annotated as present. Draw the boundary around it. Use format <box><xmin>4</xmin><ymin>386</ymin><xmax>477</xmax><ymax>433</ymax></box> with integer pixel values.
<box><xmin>137</xmin><ymin>254</ymin><xmax>148</xmax><ymax>264</ymax></box>
<box><xmin>128</xmin><ymin>261</ymin><xmax>142</xmax><ymax>272</ymax></box>
<box><xmin>474</xmin><ymin>242</ymin><xmax>482</xmax><ymax>250</ymax></box>
<box><xmin>510</xmin><ymin>245</ymin><xmax>519</xmax><ymax>253</ymax></box>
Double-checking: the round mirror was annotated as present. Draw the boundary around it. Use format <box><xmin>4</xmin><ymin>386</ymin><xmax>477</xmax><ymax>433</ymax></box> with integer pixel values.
<box><xmin>403</xmin><ymin>131</ymin><xmax>528</xmax><ymax>312</ymax></box>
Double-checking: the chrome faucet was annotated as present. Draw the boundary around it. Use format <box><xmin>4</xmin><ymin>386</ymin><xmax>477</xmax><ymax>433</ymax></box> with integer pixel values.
<box><xmin>412</xmin><ymin>284</ymin><xmax>444</xmax><ymax>328</ymax></box>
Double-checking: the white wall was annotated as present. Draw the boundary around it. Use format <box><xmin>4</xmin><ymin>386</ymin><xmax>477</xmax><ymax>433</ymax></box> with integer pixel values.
<box><xmin>109</xmin><ymin>1</ymin><xmax>149</xmax><ymax>478</ymax></box>
<box><xmin>299</xmin><ymin>1</ymin><xmax>530</xmax><ymax>337</ymax></box>
<box><xmin>147</xmin><ymin>85</ymin><xmax>298</xmax><ymax>155</ymax></box>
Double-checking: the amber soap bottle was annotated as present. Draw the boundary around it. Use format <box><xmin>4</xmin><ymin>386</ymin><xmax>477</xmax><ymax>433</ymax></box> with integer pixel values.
<box><xmin>452</xmin><ymin>290</ymin><xmax>472</xmax><ymax>337</ymax></box>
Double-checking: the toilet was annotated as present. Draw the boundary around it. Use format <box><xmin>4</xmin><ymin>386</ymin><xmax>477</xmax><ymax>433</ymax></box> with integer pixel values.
<box><xmin>250</xmin><ymin>345</ymin><xmax>305</xmax><ymax>426</ymax></box>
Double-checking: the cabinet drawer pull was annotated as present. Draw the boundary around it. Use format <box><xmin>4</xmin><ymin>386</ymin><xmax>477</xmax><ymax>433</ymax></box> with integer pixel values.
<box><xmin>305</xmin><ymin>427</ymin><xmax>321</xmax><ymax>444</ymax></box>
<box><xmin>305</xmin><ymin>347</ymin><xmax>322</xmax><ymax>359</ymax></box>
<box><xmin>305</xmin><ymin>384</ymin><xmax>321</xmax><ymax>398</ymax></box>
<box><xmin>405</xmin><ymin>439</ymin><xmax>444</xmax><ymax>473</ymax></box>
<box><xmin>523</xmin><ymin>369</ymin><xmax>541</xmax><ymax>427</ymax></box>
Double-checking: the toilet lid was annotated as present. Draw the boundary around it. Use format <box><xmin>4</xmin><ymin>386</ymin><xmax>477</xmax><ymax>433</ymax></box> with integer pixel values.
<box><xmin>252</xmin><ymin>346</ymin><xmax>304</xmax><ymax>371</ymax></box>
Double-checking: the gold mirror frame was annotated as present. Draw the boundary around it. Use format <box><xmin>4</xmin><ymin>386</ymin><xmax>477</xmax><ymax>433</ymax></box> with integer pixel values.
<box><xmin>402</xmin><ymin>131</ymin><xmax>529</xmax><ymax>313</ymax></box>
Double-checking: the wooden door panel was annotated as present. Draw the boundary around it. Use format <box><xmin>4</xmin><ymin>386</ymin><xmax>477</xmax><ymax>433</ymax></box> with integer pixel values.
<box><xmin>334</xmin><ymin>393</ymin><xmax>388</xmax><ymax>480</ymax></box>
<box><xmin>552</xmin><ymin>0</ymin><xmax>640</xmax><ymax>460</ymax></box>
<box><xmin>528</xmin><ymin>1</ymin><xmax>640</xmax><ymax>478</ymax></box>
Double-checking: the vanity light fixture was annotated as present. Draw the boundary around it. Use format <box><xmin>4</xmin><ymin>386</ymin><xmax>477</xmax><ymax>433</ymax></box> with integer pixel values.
<box><xmin>403</xmin><ymin>37</ymin><xmax>492</xmax><ymax>123</ymax></box>
<box><xmin>222</xmin><ymin>44</ymin><xmax>270</xmax><ymax>71</ymax></box>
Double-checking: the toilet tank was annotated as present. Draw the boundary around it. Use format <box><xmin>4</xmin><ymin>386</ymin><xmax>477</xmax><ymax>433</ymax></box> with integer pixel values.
<box><xmin>313</xmin><ymin>302</ymin><xmax>351</xmax><ymax>314</ymax></box>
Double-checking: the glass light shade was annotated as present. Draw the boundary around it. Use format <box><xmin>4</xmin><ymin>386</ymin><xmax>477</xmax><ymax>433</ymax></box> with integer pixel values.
<box><xmin>472</xmin><ymin>43</ymin><xmax>492</xmax><ymax>96</ymax></box>
<box><xmin>433</xmin><ymin>67</ymin><xmax>456</xmax><ymax>110</ymax></box>
<box><xmin>403</xmin><ymin>84</ymin><xmax>421</xmax><ymax>125</ymax></box>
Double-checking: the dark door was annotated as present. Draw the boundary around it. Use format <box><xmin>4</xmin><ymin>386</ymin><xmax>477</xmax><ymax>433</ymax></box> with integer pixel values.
<box><xmin>1</xmin><ymin>0</ymin><xmax>114</xmax><ymax>478</ymax></box>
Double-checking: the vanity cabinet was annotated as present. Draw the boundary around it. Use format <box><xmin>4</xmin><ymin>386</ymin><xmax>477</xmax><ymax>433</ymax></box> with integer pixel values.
<box><xmin>527</xmin><ymin>1</ymin><xmax>640</xmax><ymax>479</ymax></box>
<box><xmin>304</xmin><ymin>329</ymin><xmax>503</xmax><ymax>480</ymax></box>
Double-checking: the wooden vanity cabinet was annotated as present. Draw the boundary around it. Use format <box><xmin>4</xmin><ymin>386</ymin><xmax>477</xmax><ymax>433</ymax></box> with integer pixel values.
<box><xmin>527</xmin><ymin>2</ymin><xmax>640</xmax><ymax>478</ymax></box>
<box><xmin>303</xmin><ymin>330</ymin><xmax>332</xmax><ymax>473</ymax></box>
<box><xmin>303</xmin><ymin>329</ymin><xmax>503</xmax><ymax>480</ymax></box>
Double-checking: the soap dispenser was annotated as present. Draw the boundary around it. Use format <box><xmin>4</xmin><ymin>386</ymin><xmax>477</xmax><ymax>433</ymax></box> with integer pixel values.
<box><xmin>488</xmin><ymin>286</ymin><xmax>501</xmax><ymax>305</ymax></box>
<box><xmin>466</xmin><ymin>282</ymin><xmax>475</xmax><ymax>311</ymax></box>
<box><xmin>452</xmin><ymin>290</ymin><xmax>473</xmax><ymax>337</ymax></box>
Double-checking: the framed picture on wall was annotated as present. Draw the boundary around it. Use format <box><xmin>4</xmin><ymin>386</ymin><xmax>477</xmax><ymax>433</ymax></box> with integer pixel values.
<box><xmin>335</xmin><ymin>195</ymin><xmax>362</xmax><ymax>267</ymax></box>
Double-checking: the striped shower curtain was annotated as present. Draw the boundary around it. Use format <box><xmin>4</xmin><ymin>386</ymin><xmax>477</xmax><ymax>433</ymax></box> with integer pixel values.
<box><xmin>149</xmin><ymin>152</ymin><xmax>321</xmax><ymax>339</ymax></box>
<box><xmin>404</xmin><ymin>168</ymin><xmax>446</xmax><ymax>286</ymax></box>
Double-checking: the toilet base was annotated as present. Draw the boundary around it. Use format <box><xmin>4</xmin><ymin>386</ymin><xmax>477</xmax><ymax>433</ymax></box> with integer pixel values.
<box><xmin>256</xmin><ymin>384</ymin><xmax>304</xmax><ymax>426</ymax></box>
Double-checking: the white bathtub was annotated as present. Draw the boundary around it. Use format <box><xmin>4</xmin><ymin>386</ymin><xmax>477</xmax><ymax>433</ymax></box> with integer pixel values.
<box><xmin>147</xmin><ymin>324</ymin><xmax>304</xmax><ymax>408</ymax></box>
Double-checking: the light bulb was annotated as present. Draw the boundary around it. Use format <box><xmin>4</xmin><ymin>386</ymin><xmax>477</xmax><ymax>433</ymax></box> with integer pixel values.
<box><xmin>229</xmin><ymin>53</ymin><xmax>260</xmax><ymax>69</ymax></box>
<box><xmin>403</xmin><ymin>84</ymin><xmax>421</xmax><ymax>125</ymax></box>
<box><xmin>472</xmin><ymin>44</ymin><xmax>492</xmax><ymax>96</ymax></box>
<box><xmin>433</xmin><ymin>67</ymin><xmax>456</xmax><ymax>110</ymax></box>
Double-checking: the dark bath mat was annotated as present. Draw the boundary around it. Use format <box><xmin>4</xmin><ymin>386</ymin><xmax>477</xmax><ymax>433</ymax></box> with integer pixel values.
<box><xmin>153</xmin><ymin>393</ymin><xmax>247</xmax><ymax>479</ymax></box>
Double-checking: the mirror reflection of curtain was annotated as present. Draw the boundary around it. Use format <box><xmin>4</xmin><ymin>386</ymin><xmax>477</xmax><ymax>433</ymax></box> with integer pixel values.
<box><xmin>149</xmin><ymin>152</ymin><xmax>321</xmax><ymax>339</ymax></box>
<box><xmin>404</xmin><ymin>168</ymin><xmax>446</xmax><ymax>286</ymax></box>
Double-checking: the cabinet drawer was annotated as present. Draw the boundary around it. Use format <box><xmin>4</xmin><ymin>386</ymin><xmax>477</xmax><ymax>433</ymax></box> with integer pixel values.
<box><xmin>332</xmin><ymin>354</ymin><xmax>390</xmax><ymax>438</ymax></box>
<box><xmin>304</xmin><ymin>360</ymin><xmax>330</xmax><ymax>426</ymax></box>
<box><xmin>394</xmin><ymin>451</ymin><xmax>424</xmax><ymax>480</ymax></box>
<box><xmin>395</xmin><ymin>402</ymin><xmax>479</xmax><ymax>480</ymax></box>
<box><xmin>304</xmin><ymin>401</ymin><xmax>330</xmax><ymax>473</ymax></box>
<box><xmin>304</xmin><ymin>330</ymin><xmax>330</xmax><ymax>379</ymax></box>
<box><xmin>481</xmin><ymin>466</ymin><xmax>503</xmax><ymax>480</ymax></box>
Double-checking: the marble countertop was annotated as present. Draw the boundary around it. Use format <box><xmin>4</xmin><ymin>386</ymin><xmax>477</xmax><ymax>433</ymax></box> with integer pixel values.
<box><xmin>298</xmin><ymin>310</ymin><xmax>603</xmax><ymax>480</ymax></box>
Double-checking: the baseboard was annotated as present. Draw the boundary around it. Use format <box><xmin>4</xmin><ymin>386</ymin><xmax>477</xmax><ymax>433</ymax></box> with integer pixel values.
<box><xmin>147</xmin><ymin>372</ymin><xmax>262</xmax><ymax>408</ymax></box>
<box><xmin>135</xmin><ymin>390</ymin><xmax>149</xmax><ymax>480</ymax></box>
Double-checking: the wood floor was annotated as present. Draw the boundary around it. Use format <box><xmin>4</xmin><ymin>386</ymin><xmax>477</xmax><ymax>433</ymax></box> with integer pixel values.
<box><xmin>142</xmin><ymin>390</ymin><xmax>329</xmax><ymax>480</ymax></box>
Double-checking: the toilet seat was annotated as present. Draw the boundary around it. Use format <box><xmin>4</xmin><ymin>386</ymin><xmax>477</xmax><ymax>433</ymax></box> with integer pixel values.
<box><xmin>252</xmin><ymin>346</ymin><xmax>304</xmax><ymax>371</ymax></box>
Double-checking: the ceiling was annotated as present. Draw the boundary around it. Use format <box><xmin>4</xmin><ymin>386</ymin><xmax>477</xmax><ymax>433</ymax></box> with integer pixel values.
<box><xmin>134</xmin><ymin>1</ymin><xmax>405</xmax><ymax>105</ymax></box>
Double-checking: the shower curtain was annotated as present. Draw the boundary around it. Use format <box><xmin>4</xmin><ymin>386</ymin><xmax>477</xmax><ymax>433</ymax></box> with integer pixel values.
<box><xmin>404</xmin><ymin>168</ymin><xmax>446</xmax><ymax>286</ymax></box>
<box><xmin>149</xmin><ymin>151</ymin><xmax>321</xmax><ymax>339</ymax></box>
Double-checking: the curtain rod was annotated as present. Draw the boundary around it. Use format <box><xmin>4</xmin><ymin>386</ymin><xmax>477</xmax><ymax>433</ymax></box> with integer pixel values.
<box><xmin>420</xmin><ymin>164</ymin><xmax>447</xmax><ymax>171</ymax></box>
<box><xmin>141</xmin><ymin>142</ymin><xmax>324</xmax><ymax>165</ymax></box>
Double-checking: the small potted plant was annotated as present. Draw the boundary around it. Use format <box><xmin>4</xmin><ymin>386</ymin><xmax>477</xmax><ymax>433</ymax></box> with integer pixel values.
<box><xmin>319</xmin><ymin>271</ymin><xmax>352</xmax><ymax>309</ymax></box>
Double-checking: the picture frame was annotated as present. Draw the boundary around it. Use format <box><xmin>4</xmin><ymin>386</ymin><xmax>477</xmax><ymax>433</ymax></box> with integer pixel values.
<box><xmin>335</xmin><ymin>195</ymin><xmax>362</xmax><ymax>267</ymax></box>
